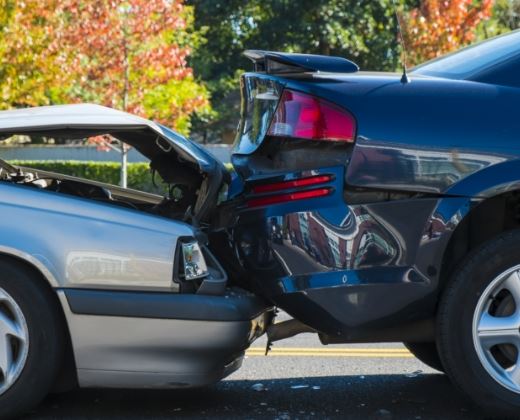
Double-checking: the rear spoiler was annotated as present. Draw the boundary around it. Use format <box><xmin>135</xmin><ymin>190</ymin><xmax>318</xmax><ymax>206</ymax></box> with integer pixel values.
<box><xmin>244</xmin><ymin>50</ymin><xmax>359</xmax><ymax>74</ymax></box>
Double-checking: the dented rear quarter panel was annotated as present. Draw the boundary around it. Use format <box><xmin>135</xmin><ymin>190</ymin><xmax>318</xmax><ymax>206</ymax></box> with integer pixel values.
<box><xmin>309</xmin><ymin>73</ymin><xmax>520</xmax><ymax>194</ymax></box>
<box><xmin>246</xmin><ymin>72</ymin><xmax>520</xmax><ymax>194</ymax></box>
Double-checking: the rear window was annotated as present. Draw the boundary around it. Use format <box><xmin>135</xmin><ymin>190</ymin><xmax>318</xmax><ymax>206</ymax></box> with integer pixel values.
<box><xmin>412</xmin><ymin>30</ymin><xmax>520</xmax><ymax>80</ymax></box>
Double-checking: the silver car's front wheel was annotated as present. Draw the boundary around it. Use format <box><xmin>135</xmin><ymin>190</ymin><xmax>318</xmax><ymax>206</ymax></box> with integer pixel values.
<box><xmin>473</xmin><ymin>266</ymin><xmax>520</xmax><ymax>394</ymax></box>
<box><xmin>0</xmin><ymin>287</ymin><xmax>29</xmax><ymax>395</ymax></box>
<box><xmin>0</xmin><ymin>260</ymin><xmax>64</xmax><ymax>419</ymax></box>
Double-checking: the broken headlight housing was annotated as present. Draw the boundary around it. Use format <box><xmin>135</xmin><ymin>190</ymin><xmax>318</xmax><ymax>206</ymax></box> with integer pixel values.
<box><xmin>181</xmin><ymin>241</ymin><xmax>208</xmax><ymax>281</ymax></box>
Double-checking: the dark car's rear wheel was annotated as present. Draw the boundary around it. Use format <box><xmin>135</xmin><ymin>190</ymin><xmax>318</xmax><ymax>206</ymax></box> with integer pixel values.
<box><xmin>438</xmin><ymin>230</ymin><xmax>520</xmax><ymax>415</ymax></box>
<box><xmin>403</xmin><ymin>342</ymin><xmax>444</xmax><ymax>372</ymax></box>
<box><xmin>0</xmin><ymin>260</ymin><xmax>64</xmax><ymax>419</ymax></box>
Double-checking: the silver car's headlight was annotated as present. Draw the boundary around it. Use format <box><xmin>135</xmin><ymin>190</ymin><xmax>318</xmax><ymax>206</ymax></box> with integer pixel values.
<box><xmin>181</xmin><ymin>241</ymin><xmax>208</xmax><ymax>281</ymax></box>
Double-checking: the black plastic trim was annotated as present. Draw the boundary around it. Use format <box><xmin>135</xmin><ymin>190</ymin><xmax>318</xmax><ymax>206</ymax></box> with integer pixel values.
<box><xmin>63</xmin><ymin>288</ymin><xmax>270</xmax><ymax>322</ymax></box>
<box><xmin>244</xmin><ymin>50</ymin><xmax>359</xmax><ymax>74</ymax></box>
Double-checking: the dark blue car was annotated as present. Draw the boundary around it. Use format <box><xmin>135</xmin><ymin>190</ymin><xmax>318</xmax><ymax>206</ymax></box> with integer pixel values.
<box><xmin>215</xmin><ymin>29</ymin><xmax>520</xmax><ymax>415</ymax></box>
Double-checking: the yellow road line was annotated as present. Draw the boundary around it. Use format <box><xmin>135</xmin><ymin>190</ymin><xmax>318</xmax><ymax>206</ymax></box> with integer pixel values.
<box><xmin>248</xmin><ymin>347</ymin><xmax>410</xmax><ymax>353</ymax></box>
<box><xmin>246</xmin><ymin>347</ymin><xmax>414</xmax><ymax>358</ymax></box>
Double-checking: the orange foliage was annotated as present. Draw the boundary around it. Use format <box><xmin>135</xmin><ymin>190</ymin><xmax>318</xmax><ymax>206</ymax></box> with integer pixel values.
<box><xmin>403</xmin><ymin>0</ymin><xmax>494</xmax><ymax>65</ymax></box>
<box><xmin>55</xmin><ymin>0</ymin><xmax>196</xmax><ymax>117</ymax></box>
<box><xmin>1</xmin><ymin>0</ymin><xmax>209</xmax><ymax>138</ymax></box>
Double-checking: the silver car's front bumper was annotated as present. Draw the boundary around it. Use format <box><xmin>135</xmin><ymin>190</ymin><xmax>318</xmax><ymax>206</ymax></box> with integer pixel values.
<box><xmin>57</xmin><ymin>289</ymin><xmax>271</xmax><ymax>389</ymax></box>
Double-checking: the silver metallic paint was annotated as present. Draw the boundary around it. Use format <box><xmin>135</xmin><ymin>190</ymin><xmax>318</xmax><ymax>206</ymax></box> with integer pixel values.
<box><xmin>0</xmin><ymin>182</ymin><xmax>195</xmax><ymax>291</ymax></box>
<box><xmin>0</xmin><ymin>104</ymin><xmax>204</xmax><ymax>168</ymax></box>
<box><xmin>58</xmin><ymin>292</ymin><xmax>254</xmax><ymax>388</ymax></box>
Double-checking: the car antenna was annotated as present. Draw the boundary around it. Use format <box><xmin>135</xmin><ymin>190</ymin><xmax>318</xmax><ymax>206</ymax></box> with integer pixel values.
<box><xmin>391</xmin><ymin>0</ymin><xmax>411</xmax><ymax>84</ymax></box>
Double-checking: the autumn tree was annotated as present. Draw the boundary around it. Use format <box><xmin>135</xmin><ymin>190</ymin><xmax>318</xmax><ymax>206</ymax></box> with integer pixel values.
<box><xmin>55</xmin><ymin>0</ymin><xmax>209</xmax><ymax>186</ymax></box>
<box><xmin>57</xmin><ymin>1</ymin><xmax>208</xmax><ymax>130</ymax></box>
<box><xmin>0</xmin><ymin>1</ymin><xmax>209</xmax><ymax>185</ymax></box>
<box><xmin>402</xmin><ymin>0</ymin><xmax>495</xmax><ymax>66</ymax></box>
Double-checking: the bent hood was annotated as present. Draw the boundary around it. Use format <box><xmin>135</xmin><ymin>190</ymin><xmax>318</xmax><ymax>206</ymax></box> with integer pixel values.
<box><xmin>0</xmin><ymin>104</ymin><xmax>225</xmax><ymax>178</ymax></box>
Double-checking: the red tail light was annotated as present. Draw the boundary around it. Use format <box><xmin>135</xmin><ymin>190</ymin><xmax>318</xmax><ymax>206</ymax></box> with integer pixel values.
<box><xmin>252</xmin><ymin>174</ymin><xmax>333</xmax><ymax>194</ymax></box>
<box><xmin>267</xmin><ymin>89</ymin><xmax>356</xmax><ymax>142</ymax></box>
<box><xmin>247</xmin><ymin>188</ymin><xmax>332</xmax><ymax>208</ymax></box>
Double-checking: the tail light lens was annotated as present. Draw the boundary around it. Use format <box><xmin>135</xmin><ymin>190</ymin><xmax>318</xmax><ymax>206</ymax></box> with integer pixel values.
<box><xmin>267</xmin><ymin>89</ymin><xmax>356</xmax><ymax>142</ymax></box>
<box><xmin>247</xmin><ymin>173</ymin><xmax>334</xmax><ymax>208</ymax></box>
<box><xmin>252</xmin><ymin>174</ymin><xmax>333</xmax><ymax>194</ymax></box>
<box><xmin>247</xmin><ymin>188</ymin><xmax>332</xmax><ymax>208</ymax></box>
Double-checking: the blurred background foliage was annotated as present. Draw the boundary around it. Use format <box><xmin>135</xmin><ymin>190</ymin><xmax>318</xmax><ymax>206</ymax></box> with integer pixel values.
<box><xmin>10</xmin><ymin>160</ymin><xmax>167</xmax><ymax>193</ymax></box>
<box><xmin>0</xmin><ymin>0</ymin><xmax>519</xmax><ymax>145</ymax></box>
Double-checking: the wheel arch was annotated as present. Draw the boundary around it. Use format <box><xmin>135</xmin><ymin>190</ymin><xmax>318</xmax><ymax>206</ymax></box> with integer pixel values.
<box><xmin>0</xmin><ymin>246</ymin><xmax>59</xmax><ymax>287</ymax></box>
<box><xmin>435</xmin><ymin>158</ymin><xmax>520</xmax><ymax>290</ymax></box>
<box><xmin>439</xmin><ymin>189</ymin><xmax>520</xmax><ymax>291</ymax></box>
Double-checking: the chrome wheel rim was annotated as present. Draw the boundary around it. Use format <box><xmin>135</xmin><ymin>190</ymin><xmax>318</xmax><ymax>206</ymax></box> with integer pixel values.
<box><xmin>0</xmin><ymin>288</ymin><xmax>29</xmax><ymax>395</ymax></box>
<box><xmin>473</xmin><ymin>265</ymin><xmax>520</xmax><ymax>394</ymax></box>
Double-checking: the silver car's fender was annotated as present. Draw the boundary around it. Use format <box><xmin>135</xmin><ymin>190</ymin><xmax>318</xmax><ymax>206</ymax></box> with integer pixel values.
<box><xmin>0</xmin><ymin>182</ymin><xmax>195</xmax><ymax>291</ymax></box>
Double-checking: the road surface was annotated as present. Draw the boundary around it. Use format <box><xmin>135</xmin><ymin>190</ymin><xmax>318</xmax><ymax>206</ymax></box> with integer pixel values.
<box><xmin>24</xmin><ymin>326</ymin><xmax>485</xmax><ymax>419</ymax></box>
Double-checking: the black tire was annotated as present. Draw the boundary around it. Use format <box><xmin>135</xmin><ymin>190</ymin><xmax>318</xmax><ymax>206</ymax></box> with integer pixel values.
<box><xmin>0</xmin><ymin>259</ymin><xmax>64</xmax><ymax>419</ymax></box>
<box><xmin>403</xmin><ymin>342</ymin><xmax>444</xmax><ymax>372</ymax></box>
<box><xmin>437</xmin><ymin>229</ymin><xmax>520</xmax><ymax>416</ymax></box>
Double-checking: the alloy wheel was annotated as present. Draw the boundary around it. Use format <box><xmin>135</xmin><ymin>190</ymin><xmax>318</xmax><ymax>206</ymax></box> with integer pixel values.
<box><xmin>0</xmin><ymin>287</ymin><xmax>29</xmax><ymax>395</ymax></box>
<box><xmin>473</xmin><ymin>265</ymin><xmax>520</xmax><ymax>394</ymax></box>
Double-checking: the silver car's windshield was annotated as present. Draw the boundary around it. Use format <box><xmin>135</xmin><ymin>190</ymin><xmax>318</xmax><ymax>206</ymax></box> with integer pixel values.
<box><xmin>412</xmin><ymin>29</ymin><xmax>520</xmax><ymax>79</ymax></box>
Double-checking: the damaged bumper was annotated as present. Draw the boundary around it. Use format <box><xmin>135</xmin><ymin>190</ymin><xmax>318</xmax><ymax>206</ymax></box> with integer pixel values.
<box><xmin>60</xmin><ymin>287</ymin><xmax>273</xmax><ymax>388</ymax></box>
<box><xmin>226</xmin><ymin>165</ymin><xmax>461</xmax><ymax>343</ymax></box>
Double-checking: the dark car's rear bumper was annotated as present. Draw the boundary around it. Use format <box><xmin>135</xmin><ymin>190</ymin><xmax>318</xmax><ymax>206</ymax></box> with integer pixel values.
<box><xmin>257</xmin><ymin>267</ymin><xmax>436</xmax><ymax>343</ymax></box>
<box><xmin>217</xmin><ymin>165</ymin><xmax>463</xmax><ymax>342</ymax></box>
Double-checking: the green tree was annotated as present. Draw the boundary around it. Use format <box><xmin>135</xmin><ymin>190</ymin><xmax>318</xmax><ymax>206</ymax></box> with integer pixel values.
<box><xmin>478</xmin><ymin>0</ymin><xmax>520</xmax><ymax>38</ymax></box>
<box><xmin>188</xmin><ymin>0</ymin><xmax>415</xmax><ymax>142</ymax></box>
<box><xmin>0</xmin><ymin>0</ymin><xmax>69</xmax><ymax>110</ymax></box>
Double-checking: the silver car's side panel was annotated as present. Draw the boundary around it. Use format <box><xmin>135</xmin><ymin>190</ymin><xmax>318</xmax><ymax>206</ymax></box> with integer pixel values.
<box><xmin>0</xmin><ymin>182</ymin><xmax>195</xmax><ymax>291</ymax></box>
<box><xmin>57</xmin><ymin>292</ymin><xmax>251</xmax><ymax>388</ymax></box>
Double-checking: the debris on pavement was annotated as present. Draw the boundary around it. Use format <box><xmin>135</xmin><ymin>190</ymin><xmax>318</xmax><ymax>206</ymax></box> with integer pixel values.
<box><xmin>251</xmin><ymin>383</ymin><xmax>267</xmax><ymax>391</ymax></box>
<box><xmin>374</xmin><ymin>408</ymin><xmax>393</xmax><ymax>419</ymax></box>
<box><xmin>405</xmin><ymin>370</ymin><xmax>423</xmax><ymax>378</ymax></box>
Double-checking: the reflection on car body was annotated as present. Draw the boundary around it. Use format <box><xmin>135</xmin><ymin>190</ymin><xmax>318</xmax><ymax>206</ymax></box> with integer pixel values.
<box><xmin>1</xmin><ymin>30</ymin><xmax>520</xmax><ymax>418</ymax></box>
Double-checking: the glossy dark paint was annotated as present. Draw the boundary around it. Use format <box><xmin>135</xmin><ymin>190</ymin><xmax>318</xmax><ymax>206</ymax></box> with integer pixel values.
<box><xmin>226</xmin><ymin>165</ymin><xmax>474</xmax><ymax>339</ymax></box>
<box><xmin>234</xmin><ymin>72</ymin><xmax>520</xmax><ymax>192</ymax></box>
<box><xmin>226</xmin><ymin>58</ymin><xmax>520</xmax><ymax>341</ymax></box>
<box><xmin>244</xmin><ymin>50</ymin><xmax>359</xmax><ymax>74</ymax></box>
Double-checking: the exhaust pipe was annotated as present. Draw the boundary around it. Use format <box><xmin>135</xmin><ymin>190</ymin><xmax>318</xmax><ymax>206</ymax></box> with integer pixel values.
<box><xmin>264</xmin><ymin>319</ymin><xmax>315</xmax><ymax>354</ymax></box>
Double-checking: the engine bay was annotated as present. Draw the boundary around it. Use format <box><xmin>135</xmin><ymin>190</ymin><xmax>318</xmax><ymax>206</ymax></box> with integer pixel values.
<box><xmin>0</xmin><ymin>122</ymin><xmax>229</xmax><ymax>228</ymax></box>
<box><xmin>0</xmin><ymin>157</ymin><xmax>210</xmax><ymax>224</ymax></box>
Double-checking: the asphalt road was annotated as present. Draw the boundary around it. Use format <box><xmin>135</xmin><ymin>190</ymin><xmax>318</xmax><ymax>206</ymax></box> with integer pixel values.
<box><xmin>23</xmin><ymin>325</ymin><xmax>492</xmax><ymax>420</ymax></box>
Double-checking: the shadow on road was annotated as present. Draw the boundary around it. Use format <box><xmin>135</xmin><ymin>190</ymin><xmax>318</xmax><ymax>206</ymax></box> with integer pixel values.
<box><xmin>22</xmin><ymin>373</ymin><xmax>490</xmax><ymax>419</ymax></box>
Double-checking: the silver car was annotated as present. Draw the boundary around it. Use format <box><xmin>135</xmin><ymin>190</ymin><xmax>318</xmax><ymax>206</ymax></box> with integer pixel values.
<box><xmin>0</xmin><ymin>104</ymin><xmax>272</xmax><ymax>418</ymax></box>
